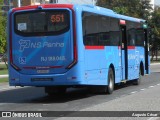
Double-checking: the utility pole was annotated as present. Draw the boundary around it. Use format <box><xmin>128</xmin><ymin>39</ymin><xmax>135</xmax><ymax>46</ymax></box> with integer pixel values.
<box><xmin>18</xmin><ymin>0</ymin><xmax>21</xmax><ymax>7</ymax></box>
<box><xmin>8</xmin><ymin>0</ymin><xmax>10</xmax><ymax>9</ymax></box>
<box><xmin>92</xmin><ymin>0</ymin><xmax>97</xmax><ymax>5</ymax></box>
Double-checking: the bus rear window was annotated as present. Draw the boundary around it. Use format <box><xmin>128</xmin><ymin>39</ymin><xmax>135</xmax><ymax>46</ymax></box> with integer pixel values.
<box><xmin>14</xmin><ymin>10</ymin><xmax>70</xmax><ymax>36</ymax></box>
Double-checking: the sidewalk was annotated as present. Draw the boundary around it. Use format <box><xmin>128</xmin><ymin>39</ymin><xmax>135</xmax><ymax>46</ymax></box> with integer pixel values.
<box><xmin>0</xmin><ymin>82</ymin><xmax>21</xmax><ymax>91</ymax></box>
<box><xmin>0</xmin><ymin>82</ymin><xmax>9</xmax><ymax>90</ymax></box>
<box><xmin>0</xmin><ymin>62</ymin><xmax>8</xmax><ymax>78</ymax></box>
<box><xmin>0</xmin><ymin>75</ymin><xmax>9</xmax><ymax>90</ymax></box>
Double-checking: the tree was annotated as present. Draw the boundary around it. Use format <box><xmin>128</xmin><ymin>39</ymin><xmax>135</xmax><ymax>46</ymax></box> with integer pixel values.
<box><xmin>150</xmin><ymin>7</ymin><xmax>160</xmax><ymax>61</ymax></box>
<box><xmin>97</xmin><ymin>0</ymin><xmax>153</xmax><ymax>20</ymax></box>
<box><xmin>0</xmin><ymin>0</ymin><xmax>7</xmax><ymax>54</ymax></box>
<box><xmin>0</xmin><ymin>0</ymin><xmax>8</xmax><ymax>68</ymax></box>
<box><xmin>138</xmin><ymin>0</ymin><xmax>153</xmax><ymax>21</ymax></box>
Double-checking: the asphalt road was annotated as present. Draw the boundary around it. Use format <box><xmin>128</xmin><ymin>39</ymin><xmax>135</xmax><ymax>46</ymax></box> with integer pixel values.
<box><xmin>0</xmin><ymin>64</ymin><xmax>160</xmax><ymax>120</ymax></box>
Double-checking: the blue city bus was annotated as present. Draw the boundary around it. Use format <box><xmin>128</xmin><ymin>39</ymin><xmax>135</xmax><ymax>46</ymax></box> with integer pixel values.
<box><xmin>8</xmin><ymin>4</ymin><xmax>150</xmax><ymax>95</ymax></box>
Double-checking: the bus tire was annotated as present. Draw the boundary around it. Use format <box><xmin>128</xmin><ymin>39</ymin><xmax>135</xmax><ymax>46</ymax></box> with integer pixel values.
<box><xmin>133</xmin><ymin>68</ymin><xmax>141</xmax><ymax>85</ymax></box>
<box><xmin>106</xmin><ymin>68</ymin><xmax>114</xmax><ymax>94</ymax></box>
<box><xmin>45</xmin><ymin>86</ymin><xmax>66</xmax><ymax>96</ymax></box>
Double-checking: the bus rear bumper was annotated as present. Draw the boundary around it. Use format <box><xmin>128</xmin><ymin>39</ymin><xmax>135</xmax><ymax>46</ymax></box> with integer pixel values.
<box><xmin>9</xmin><ymin>74</ymin><xmax>84</xmax><ymax>87</ymax></box>
<box><xmin>9</xmin><ymin>66</ymin><xmax>86</xmax><ymax>87</ymax></box>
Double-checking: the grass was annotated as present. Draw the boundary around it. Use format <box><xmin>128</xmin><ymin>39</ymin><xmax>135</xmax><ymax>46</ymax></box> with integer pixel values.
<box><xmin>151</xmin><ymin>60</ymin><xmax>160</xmax><ymax>63</ymax></box>
<box><xmin>0</xmin><ymin>77</ymin><xmax>8</xmax><ymax>83</ymax></box>
<box><xmin>0</xmin><ymin>64</ymin><xmax>9</xmax><ymax>83</ymax></box>
<box><xmin>0</xmin><ymin>64</ymin><xmax>8</xmax><ymax>75</ymax></box>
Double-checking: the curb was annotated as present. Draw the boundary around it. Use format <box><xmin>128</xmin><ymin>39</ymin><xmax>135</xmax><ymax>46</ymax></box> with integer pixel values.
<box><xmin>0</xmin><ymin>75</ymin><xmax>8</xmax><ymax>78</ymax></box>
<box><xmin>0</xmin><ymin>83</ymin><xmax>22</xmax><ymax>92</ymax></box>
<box><xmin>150</xmin><ymin>63</ymin><xmax>160</xmax><ymax>65</ymax></box>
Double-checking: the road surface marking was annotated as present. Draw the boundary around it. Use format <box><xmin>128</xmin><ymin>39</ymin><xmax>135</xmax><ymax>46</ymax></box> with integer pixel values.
<box><xmin>43</xmin><ymin>104</ymin><xmax>50</xmax><ymax>106</ymax></box>
<box><xmin>148</xmin><ymin>117</ymin><xmax>160</xmax><ymax>120</ymax></box>
<box><xmin>131</xmin><ymin>91</ymin><xmax>137</xmax><ymax>94</ymax></box>
<box><xmin>37</xmin><ymin>109</ymin><xmax>48</xmax><ymax>111</ymax></box>
<box><xmin>149</xmin><ymin>86</ymin><xmax>155</xmax><ymax>88</ymax></box>
<box><xmin>140</xmin><ymin>89</ymin><xmax>145</xmax><ymax>91</ymax></box>
<box><xmin>0</xmin><ymin>103</ymin><xmax>8</xmax><ymax>106</ymax></box>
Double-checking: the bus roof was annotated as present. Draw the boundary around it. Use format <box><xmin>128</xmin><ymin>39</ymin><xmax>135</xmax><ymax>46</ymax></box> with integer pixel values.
<box><xmin>79</xmin><ymin>4</ymin><xmax>145</xmax><ymax>23</ymax></box>
<box><xmin>10</xmin><ymin>3</ymin><xmax>145</xmax><ymax>23</ymax></box>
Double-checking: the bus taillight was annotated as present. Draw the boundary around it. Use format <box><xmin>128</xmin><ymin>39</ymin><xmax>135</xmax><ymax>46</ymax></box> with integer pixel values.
<box><xmin>9</xmin><ymin>11</ymin><xmax>21</xmax><ymax>71</ymax></box>
<box><xmin>66</xmin><ymin>9</ymin><xmax>77</xmax><ymax>69</ymax></box>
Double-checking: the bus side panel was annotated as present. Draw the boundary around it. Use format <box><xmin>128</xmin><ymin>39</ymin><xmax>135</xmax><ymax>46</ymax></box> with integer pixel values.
<box><xmin>148</xmin><ymin>54</ymin><xmax>150</xmax><ymax>74</ymax></box>
<box><xmin>136</xmin><ymin>46</ymin><xmax>145</xmax><ymax>75</ymax></box>
<box><xmin>84</xmin><ymin>49</ymin><xmax>106</xmax><ymax>85</ymax></box>
<box><xmin>127</xmin><ymin>46</ymin><xmax>145</xmax><ymax>81</ymax></box>
<box><xmin>105</xmin><ymin>47</ymin><xmax>122</xmax><ymax>84</ymax></box>
<box><xmin>128</xmin><ymin>48</ymin><xmax>136</xmax><ymax>80</ymax></box>
<box><xmin>84</xmin><ymin>46</ymin><xmax>121</xmax><ymax>85</ymax></box>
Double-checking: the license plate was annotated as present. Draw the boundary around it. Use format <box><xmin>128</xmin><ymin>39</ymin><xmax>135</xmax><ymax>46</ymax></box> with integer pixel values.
<box><xmin>31</xmin><ymin>78</ymin><xmax>53</xmax><ymax>81</ymax></box>
<box><xmin>37</xmin><ymin>70</ymin><xmax>49</xmax><ymax>73</ymax></box>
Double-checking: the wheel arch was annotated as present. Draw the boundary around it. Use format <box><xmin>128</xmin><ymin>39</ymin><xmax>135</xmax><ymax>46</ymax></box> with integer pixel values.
<box><xmin>140</xmin><ymin>61</ymin><xmax>144</xmax><ymax>76</ymax></box>
<box><xmin>109</xmin><ymin>64</ymin><xmax>115</xmax><ymax>83</ymax></box>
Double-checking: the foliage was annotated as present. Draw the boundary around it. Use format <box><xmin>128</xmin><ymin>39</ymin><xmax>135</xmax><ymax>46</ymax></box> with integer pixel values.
<box><xmin>151</xmin><ymin>7</ymin><xmax>160</xmax><ymax>34</ymax></box>
<box><xmin>138</xmin><ymin>0</ymin><xmax>153</xmax><ymax>21</ymax></box>
<box><xmin>0</xmin><ymin>0</ymin><xmax>7</xmax><ymax>54</ymax></box>
<box><xmin>97</xmin><ymin>0</ymin><xmax>153</xmax><ymax>20</ymax></box>
<box><xmin>149</xmin><ymin>7</ymin><xmax>160</xmax><ymax>60</ymax></box>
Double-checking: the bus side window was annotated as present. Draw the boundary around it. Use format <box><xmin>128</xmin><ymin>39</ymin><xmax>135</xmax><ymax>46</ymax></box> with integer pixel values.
<box><xmin>135</xmin><ymin>29</ymin><xmax>145</xmax><ymax>46</ymax></box>
<box><xmin>84</xmin><ymin>34</ymin><xmax>98</xmax><ymax>46</ymax></box>
<box><xmin>128</xmin><ymin>29</ymin><xmax>135</xmax><ymax>46</ymax></box>
<box><xmin>82</xmin><ymin>12</ymin><xmax>110</xmax><ymax>46</ymax></box>
<box><xmin>127</xmin><ymin>21</ymin><xmax>136</xmax><ymax>46</ymax></box>
<box><xmin>99</xmin><ymin>33</ymin><xmax>110</xmax><ymax>45</ymax></box>
<box><xmin>109</xmin><ymin>18</ymin><xmax>120</xmax><ymax>46</ymax></box>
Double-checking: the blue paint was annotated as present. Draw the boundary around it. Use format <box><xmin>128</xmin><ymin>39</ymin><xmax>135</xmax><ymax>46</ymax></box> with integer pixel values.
<box><xmin>8</xmin><ymin>4</ymin><xmax>150</xmax><ymax>87</ymax></box>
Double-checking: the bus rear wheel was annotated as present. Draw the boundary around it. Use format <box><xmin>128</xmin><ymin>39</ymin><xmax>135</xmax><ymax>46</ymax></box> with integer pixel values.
<box><xmin>45</xmin><ymin>86</ymin><xmax>66</xmax><ymax>96</ymax></box>
<box><xmin>106</xmin><ymin>68</ymin><xmax>114</xmax><ymax>94</ymax></box>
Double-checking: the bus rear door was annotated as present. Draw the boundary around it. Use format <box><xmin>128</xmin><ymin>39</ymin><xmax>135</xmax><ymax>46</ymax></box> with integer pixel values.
<box><xmin>144</xmin><ymin>28</ymin><xmax>149</xmax><ymax>74</ymax></box>
<box><xmin>120</xmin><ymin>20</ymin><xmax>128</xmax><ymax>80</ymax></box>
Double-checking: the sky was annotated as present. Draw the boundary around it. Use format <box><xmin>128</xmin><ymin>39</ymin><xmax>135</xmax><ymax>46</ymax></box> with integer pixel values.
<box><xmin>155</xmin><ymin>0</ymin><xmax>160</xmax><ymax>6</ymax></box>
